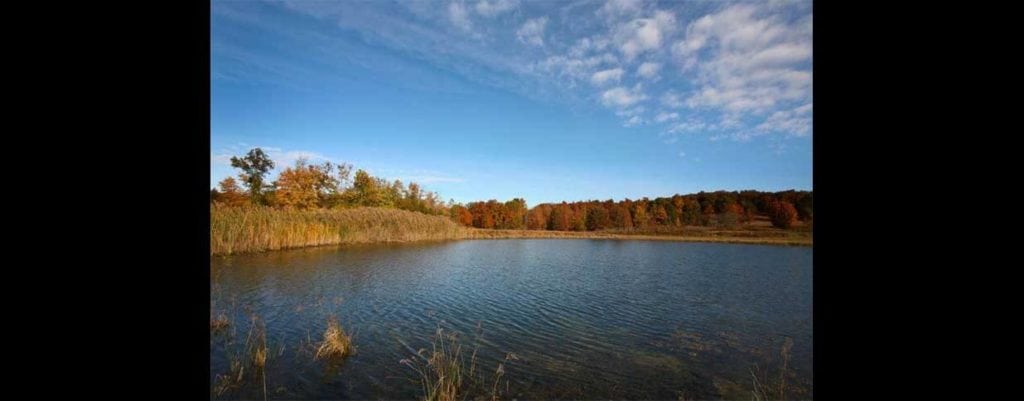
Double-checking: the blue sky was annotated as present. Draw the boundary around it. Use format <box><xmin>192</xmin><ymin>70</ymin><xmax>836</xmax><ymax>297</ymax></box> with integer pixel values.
<box><xmin>212</xmin><ymin>0</ymin><xmax>812</xmax><ymax>205</ymax></box>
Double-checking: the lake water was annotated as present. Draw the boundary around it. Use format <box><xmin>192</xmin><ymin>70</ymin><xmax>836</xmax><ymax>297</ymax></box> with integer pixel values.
<box><xmin>211</xmin><ymin>239</ymin><xmax>812</xmax><ymax>400</ymax></box>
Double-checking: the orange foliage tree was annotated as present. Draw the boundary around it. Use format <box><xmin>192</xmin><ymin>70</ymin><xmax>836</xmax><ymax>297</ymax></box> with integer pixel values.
<box><xmin>214</xmin><ymin>177</ymin><xmax>248</xmax><ymax>207</ymax></box>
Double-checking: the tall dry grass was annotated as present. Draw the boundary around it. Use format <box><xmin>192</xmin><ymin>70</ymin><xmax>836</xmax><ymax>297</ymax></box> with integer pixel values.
<box><xmin>750</xmin><ymin>338</ymin><xmax>808</xmax><ymax>401</ymax></box>
<box><xmin>400</xmin><ymin>327</ymin><xmax>517</xmax><ymax>401</ymax></box>
<box><xmin>211</xmin><ymin>205</ymin><xmax>471</xmax><ymax>255</ymax></box>
<box><xmin>214</xmin><ymin>314</ymin><xmax>274</xmax><ymax>399</ymax></box>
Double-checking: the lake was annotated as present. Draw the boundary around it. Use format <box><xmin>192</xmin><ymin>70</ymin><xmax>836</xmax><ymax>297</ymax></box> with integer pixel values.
<box><xmin>211</xmin><ymin>239</ymin><xmax>812</xmax><ymax>400</ymax></box>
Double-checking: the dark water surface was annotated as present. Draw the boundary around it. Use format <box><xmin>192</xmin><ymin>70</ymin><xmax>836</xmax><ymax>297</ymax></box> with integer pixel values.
<box><xmin>211</xmin><ymin>239</ymin><xmax>812</xmax><ymax>400</ymax></box>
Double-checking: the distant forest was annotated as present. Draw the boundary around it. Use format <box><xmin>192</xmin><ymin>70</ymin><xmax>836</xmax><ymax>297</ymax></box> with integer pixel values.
<box><xmin>212</xmin><ymin>148</ymin><xmax>812</xmax><ymax>231</ymax></box>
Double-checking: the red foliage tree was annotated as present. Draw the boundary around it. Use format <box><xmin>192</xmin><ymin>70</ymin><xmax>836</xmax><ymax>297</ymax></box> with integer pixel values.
<box><xmin>769</xmin><ymin>200</ymin><xmax>799</xmax><ymax>229</ymax></box>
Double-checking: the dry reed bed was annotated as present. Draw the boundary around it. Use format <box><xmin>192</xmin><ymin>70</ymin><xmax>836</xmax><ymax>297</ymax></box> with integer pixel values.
<box><xmin>211</xmin><ymin>205</ymin><xmax>470</xmax><ymax>255</ymax></box>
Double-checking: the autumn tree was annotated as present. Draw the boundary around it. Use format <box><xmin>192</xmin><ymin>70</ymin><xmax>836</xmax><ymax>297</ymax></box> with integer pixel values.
<box><xmin>768</xmin><ymin>200</ymin><xmax>799</xmax><ymax>229</ymax></box>
<box><xmin>313</xmin><ymin>162</ymin><xmax>342</xmax><ymax>207</ymax></box>
<box><xmin>348</xmin><ymin>169</ymin><xmax>387</xmax><ymax>207</ymax></box>
<box><xmin>680</xmin><ymin>201</ymin><xmax>701</xmax><ymax>226</ymax></box>
<box><xmin>700</xmin><ymin>202</ymin><xmax>715</xmax><ymax>226</ymax></box>
<box><xmin>502</xmin><ymin>198</ymin><xmax>528</xmax><ymax>229</ymax></box>
<box><xmin>230</xmin><ymin>148</ymin><xmax>275</xmax><ymax>204</ymax></box>
<box><xmin>450</xmin><ymin>204</ymin><xmax>473</xmax><ymax>226</ymax></box>
<box><xmin>527</xmin><ymin>205</ymin><xmax>551</xmax><ymax>230</ymax></box>
<box><xmin>575</xmin><ymin>208</ymin><xmax>586</xmax><ymax>231</ymax></box>
<box><xmin>468</xmin><ymin>201</ymin><xmax>496</xmax><ymax>229</ymax></box>
<box><xmin>718</xmin><ymin>202</ymin><xmax>744</xmax><ymax>228</ymax></box>
<box><xmin>671</xmin><ymin>196</ymin><xmax>685</xmax><ymax>226</ymax></box>
<box><xmin>214</xmin><ymin>177</ymin><xmax>248</xmax><ymax>207</ymax></box>
<box><xmin>549</xmin><ymin>203</ymin><xmax>572</xmax><ymax>231</ymax></box>
<box><xmin>586</xmin><ymin>207</ymin><xmax>611</xmax><ymax>231</ymax></box>
<box><xmin>633</xmin><ymin>202</ymin><xmax>649</xmax><ymax>228</ymax></box>
<box><xmin>795</xmin><ymin>192</ymin><xmax>813</xmax><ymax>222</ymax></box>
<box><xmin>273</xmin><ymin>159</ymin><xmax>318</xmax><ymax>209</ymax></box>
<box><xmin>653</xmin><ymin>205</ymin><xmax>669</xmax><ymax>225</ymax></box>
<box><xmin>740</xmin><ymin>200</ymin><xmax>757</xmax><ymax>223</ymax></box>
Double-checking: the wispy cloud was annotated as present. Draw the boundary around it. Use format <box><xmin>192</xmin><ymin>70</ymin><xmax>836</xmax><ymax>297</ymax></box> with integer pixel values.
<box><xmin>590</xmin><ymin>68</ymin><xmax>624</xmax><ymax>86</ymax></box>
<box><xmin>654</xmin><ymin>111</ymin><xmax>678</xmax><ymax>123</ymax></box>
<box><xmin>476</xmin><ymin>0</ymin><xmax>519</xmax><ymax>18</ymax></box>
<box><xmin>637</xmin><ymin>61</ymin><xmax>661</xmax><ymax>79</ymax></box>
<box><xmin>613</xmin><ymin>10</ymin><xmax>676</xmax><ymax>61</ymax></box>
<box><xmin>448</xmin><ymin>1</ymin><xmax>474</xmax><ymax>32</ymax></box>
<box><xmin>225</xmin><ymin>0</ymin><xmax>812</xmax><ymax>154</ymax></box>
<box><xmin>673</xmin><ymin>3</ymin><xmax>812</xmax><ymax>138</ymax></box>
<box><xmin>601</xmin><ymin>85</ymin><xmax>647</xmax><ymax>107</ymax></box>
<box><xmin>516</xmin><ymin>17</ymin><xmax>548</xmax><ymax>47</ymax></box>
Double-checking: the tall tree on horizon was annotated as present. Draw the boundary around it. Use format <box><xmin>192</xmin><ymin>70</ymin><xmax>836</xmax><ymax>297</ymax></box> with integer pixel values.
<box><xmin>230</xmin><ymin>148</ymin><xmax>275</xmax><ymax>204</ymax></box>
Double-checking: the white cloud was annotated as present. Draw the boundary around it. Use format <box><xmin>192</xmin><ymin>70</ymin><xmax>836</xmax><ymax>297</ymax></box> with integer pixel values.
<box><xmin>599</xmin><ymin>0</ymin><xmax>643</xmax><ymax>19</ymax></box>
<box><xmin>678</xmin><ymin>151</ymin><xmax>686</xmax><ymax>158</ymax></box>
<box><xmin>623</xmin><ymin>115</ymin><xmax>643</xmax><ymax>127</ymax></box>
<box><xmin>615</xmin><ymin>11</ymin><xmax>676</xmax><ymax>61</ymax></box>
<box><xmin>667</xmin><ymin>118</ymin><xmax>708</xmax><ymax>134</ymax></box>
<box><xmin>654</xmin><ymin>111</ymin><xmax>678</xmax><ymax>122</ymax></box>
<box><xmin>590</xmin><ymin>68</ymin><xmax>624</xmax><ymax>85</ymax></box>
<box><xmin>516</xmin><ymin>17</ymin><xmax>548</xmax><ymax>47</ymax></box>
<box><xmin>533</xmin><ymin>52</ymin><xmax>618</xmax><ymax>86</ymax></box>
<box><xmin>448</xmin><ymin>2</ymin><xmax>473</xmax><ymax>32</ymax></box>
<box><xmin>637</xmin><ymin>62</ymin><xmax>661</xmax><ymax>79</ymax></box>
<box><xmin>475</xmin><ymin>0</ymin><xmax>519</xmax><ymax>17</ymax></box>
<box><xmin>674</xmin><ymin>3</ymin><xmax>812</xmax><ymax>117</ymax></box>
<box><xmin>755</xmin><ymin>102</ymin><xmax>812</xmax><ymax>137</ymax></box>
<box><xmin>661</xmin><ymin>91</ymin><xmax>683</xmax><ymax>108</ymax></box>
<box><xmin>601</xmin><ymin>85</ymin><xmax>647</xmax><ymax>107</ymax></box>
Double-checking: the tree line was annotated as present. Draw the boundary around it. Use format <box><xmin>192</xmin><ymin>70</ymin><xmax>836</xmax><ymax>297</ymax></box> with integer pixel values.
<box><xmin>455</xmin><ymin>190</ymin><xmax>810</xmax><ymax>230</ymax></box>
<box><xmin>212</xmin><ymin>148</ymin><xmax>811</xmax><ymax>230</ymax></box>
<box><xmin>210</xmin><ymin>148</ymin><xmax>448</xmax><ymax>215</ymax></box>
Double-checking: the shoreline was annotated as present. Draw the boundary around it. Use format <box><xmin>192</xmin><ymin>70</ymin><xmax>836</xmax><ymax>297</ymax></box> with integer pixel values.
<box><xmin>465</xmin><ymin>229</ymin><xmax>812</xmax><ymax>246</ymax></box>
<box><xmin>211</xmin><ymin>229</ymin><xmax>811</xmax><ymax>256</ymax></box>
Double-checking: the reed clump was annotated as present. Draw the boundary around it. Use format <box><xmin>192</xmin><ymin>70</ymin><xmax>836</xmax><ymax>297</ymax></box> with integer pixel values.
<box><xmin>213</xmin><ymin>314</ymin><xmax>274</xmax><ymax>400</ymax></box>
<box><xmin>401</xmin><ymin>327</ymin><xmax>516</xmax><ymax>401</ymax></box>
<box><xmin>315</xmin><ymin>317</ymin><xmax>354</xmax><ymax>360</ymax></box>
<box><xmin>750</xmin><ymin>338</ymin><xmax>808</xmax><ymax>401</ymax></box>
<box><xmin>211</xmin><ymin>312</ymin><xmax>230</xmax><ymax>333</ymax></box>
<box><xmin>211</xmin><ymin>205</ymin><xmax>472</xmax><ymax>255</ymax></box>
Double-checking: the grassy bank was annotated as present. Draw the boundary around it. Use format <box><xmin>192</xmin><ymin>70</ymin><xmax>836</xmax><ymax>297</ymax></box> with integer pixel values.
<box><xmin>212</xmin><ymin>206</ymin><xmax>811</xmax><ymax>256</ymax></box>
<box><xmin>211</xmin><ymin>205</ymin><xmax>470</xmax><ymax>255</ymax></box>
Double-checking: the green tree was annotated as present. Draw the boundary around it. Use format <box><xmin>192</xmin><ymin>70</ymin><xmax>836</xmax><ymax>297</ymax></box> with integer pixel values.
<box><xmin>230</xmin><ymin>148</ymin><xmax>275</xmax><ymax>204</ymax></box>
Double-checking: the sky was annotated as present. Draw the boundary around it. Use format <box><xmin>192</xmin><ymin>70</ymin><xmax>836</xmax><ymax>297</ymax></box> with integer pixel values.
<box><xmin>211</xmin><ymin>0</ymin><xmax>812</xmax><ymax>205</ymax></box>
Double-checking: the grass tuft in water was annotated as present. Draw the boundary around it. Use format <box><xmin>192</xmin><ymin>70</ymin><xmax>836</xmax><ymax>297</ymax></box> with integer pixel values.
<box><xmin>315</xmin><ymin>316</ymin><xmax>354</xmax><ymax>360</ymax></box>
